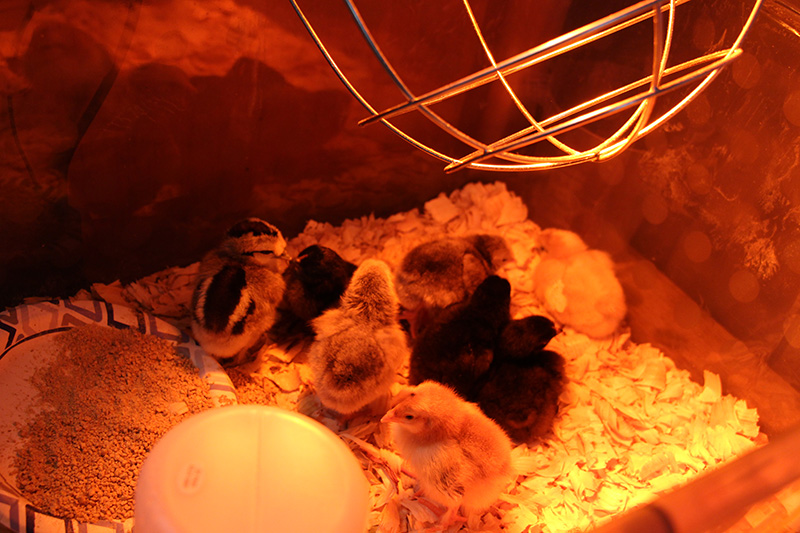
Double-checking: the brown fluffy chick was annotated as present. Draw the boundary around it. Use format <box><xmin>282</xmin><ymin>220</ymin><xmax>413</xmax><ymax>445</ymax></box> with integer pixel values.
<box><xmin>394</xmin><ymin>235</ymin><xmax>513</xmax><ymax>335</ymax></box>
<box><xmin>308</xmin><ymin>259</ymin><xmax>409</xmax><ymax>415</ymax></box>
<box><xmin>381</xmin><ymin>381</ymin><xmax>514</xmax><ymax>526</ymax></box>
<box><xmin>534</xmin><ymin>228</ymin><xmax>626</xmax><ymax>339</ymax></box>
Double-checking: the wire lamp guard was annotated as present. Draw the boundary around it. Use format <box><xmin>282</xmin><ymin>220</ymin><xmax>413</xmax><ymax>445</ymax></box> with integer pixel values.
<box><xmin>290</xmin><ymin>0</ymin><xmax>763</xmax><ymax>172</ymax></box>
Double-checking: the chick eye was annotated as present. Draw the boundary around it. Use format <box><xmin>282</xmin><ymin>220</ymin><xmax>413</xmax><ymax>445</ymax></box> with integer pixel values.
<box><xmin>404</xmin><ymin>415</ymin><xmax>414</xmax><ymax>420</ymax></box>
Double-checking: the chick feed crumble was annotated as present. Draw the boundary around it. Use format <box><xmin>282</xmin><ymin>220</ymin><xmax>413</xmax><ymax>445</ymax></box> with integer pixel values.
<box><xmin>12</xmin><ymin>323</ymin><xmax>214</xmax><ymax>523</ymax></box>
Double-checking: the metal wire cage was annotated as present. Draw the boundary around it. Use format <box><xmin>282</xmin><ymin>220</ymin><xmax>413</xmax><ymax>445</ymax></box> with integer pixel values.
<box><xmin>290</xmin><ymin>0</ymin><xmax>763</xmax><ymax>173</ymax></box>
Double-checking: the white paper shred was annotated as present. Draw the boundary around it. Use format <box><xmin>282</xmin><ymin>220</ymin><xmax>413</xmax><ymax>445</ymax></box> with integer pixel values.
<box><xmin>88</xmin><ymin>181</ymin><xmax>765</xmax><ymax>533</ymax></box>
<box><xmin>425</xmin><ymin>193</ymin><xmax>461</xmax><ymax>224</ymax></box>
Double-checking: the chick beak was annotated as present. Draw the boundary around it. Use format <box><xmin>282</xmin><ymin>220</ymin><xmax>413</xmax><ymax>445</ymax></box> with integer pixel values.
<box><xmin>380</xmin><ymin>410</ymin><xmax>398</xmax><ymax>424</ymax></box>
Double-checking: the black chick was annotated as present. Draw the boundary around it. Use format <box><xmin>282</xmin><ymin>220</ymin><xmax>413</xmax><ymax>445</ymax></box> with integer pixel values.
<box><xmin>474</xmin><ymin>315</ymin><xmax>565</xmax><ymax>444</ymax></box>
<box><xmin>275</xmin><ymin>245</ymin><xmax>357</xmax><ymax>333</ymax></box>
<box><xmin>496</xmin><ymin>315</ymin><xmax>558</xmax><ymax>361</ymax></box>
<box><xmin>408</xmin><ymin>275</ymin><xmax>511</xmax><ymax>398</ymax></box>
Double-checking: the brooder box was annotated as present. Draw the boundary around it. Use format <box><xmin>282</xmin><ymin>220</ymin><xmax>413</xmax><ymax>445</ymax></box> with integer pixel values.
<box><xmin>1</xmin><ymin>0</ymin><xmax>800</xmax><ymax>531</ymax></box>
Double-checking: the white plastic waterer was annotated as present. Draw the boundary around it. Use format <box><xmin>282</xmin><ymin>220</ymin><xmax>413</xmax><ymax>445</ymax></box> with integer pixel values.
<box><xmin>134</xmin><ymin>405</ymin><xmax>370</xmax><ymax>533</ymax></box>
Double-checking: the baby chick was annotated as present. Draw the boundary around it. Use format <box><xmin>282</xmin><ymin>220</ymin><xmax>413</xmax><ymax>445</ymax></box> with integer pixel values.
<box><xmin>496</xmin><ymin>315</ymin><xmax>559</xmax><ymax>361</ymax></box>
<box><xmin>381</xmin><ymin>381</ymin><xmax>514</xmax><ymax>526</ymax></box>
<box><xmin>308</xmin><ymin>258</ymin><xmax>409</xmax><ymax>415</ymax></box>
<box><xmin>534</xmin><ymin>228</ymin><xmax>627</xmax><ymax>339</ymax></box>
<box><xmin>272</xmin><ymin>245</ymin><xmax>357</xmax><ymax>336</ymax></box>
<box><xmin>474</xmin><ymin>315</ymin><xmax>565</xmax><ymax>444</ymax></box>
<box><xmin>394</xmin><ymin>234</ymin><xmax>513</xmax><ymax>335</ymax></box>
<box><xmin>408</xmin><ymin>275</ymin><xmax>511</xmax><ymax>398</ymax></box>
<box><xmin>190</xmin><ymin>218</ymin><xmax>289</xmax><ymax>365</ymax></box>
<box><xmin>217</xmin><ymin>218</ymin><xmax>290</xmax><ymax>268</ymax></box>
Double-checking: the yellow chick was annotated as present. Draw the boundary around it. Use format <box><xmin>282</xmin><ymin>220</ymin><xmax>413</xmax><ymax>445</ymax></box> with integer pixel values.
<box><xmin>190</xmin><ymin>218</ymin><xmax>289</xmax><ymax>365</ymax></box>
<box><xmin>534</xmin><ymin>228</ymin><xmax>627</xmax><ymax>339</ymax></box>
<box><xmin>308</xmin><ymin>259</ymin><xmax>409</xmax><ymax>415</ymax></box>
<box><xmin>381</xmin><ymin>381</ymin><xmax>514</xmax><ymax>527</ymax></box>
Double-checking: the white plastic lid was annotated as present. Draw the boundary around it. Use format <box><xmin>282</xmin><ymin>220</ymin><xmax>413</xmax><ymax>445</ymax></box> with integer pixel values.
<box><xmin>134</xmin><ymin>405</ymin><xmax>370</xmax><ymax>533</ymax></box>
